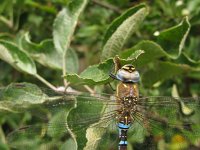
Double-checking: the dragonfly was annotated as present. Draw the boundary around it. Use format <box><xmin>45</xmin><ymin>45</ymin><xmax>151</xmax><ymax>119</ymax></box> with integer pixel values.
<box><xmin>4</xmin><ymin>64</ymin><xmax>200</xmax><ymax>150</ymax></box>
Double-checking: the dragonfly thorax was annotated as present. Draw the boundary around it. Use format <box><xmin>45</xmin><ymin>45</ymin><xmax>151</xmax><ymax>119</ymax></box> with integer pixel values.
<box><xmin>122</xmin><ymin>96</ymin><xmax>138</xmax><ymax>109</ymax></box>
<box><xmin>116</xmin><ymin>96</ymin><xmax>138</xmax><ymax>125</ymax></box>
<box><xmin>116</xmin><ymin>81</ymin><xmax>139</xmax><ymax>126</ymax></box>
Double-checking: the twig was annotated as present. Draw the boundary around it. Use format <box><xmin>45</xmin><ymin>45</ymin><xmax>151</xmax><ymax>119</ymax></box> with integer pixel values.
<box><xmin>34</xmin><ymin>74</ymin><xmax>58</xmax><ymax>91</ymax></box>
<box><xmin>26</xmin><ymin>1</ymin><xmax>57</xmax><ymax>14</ymax></box>
<box><xmin>92</xmin><ymin>0</ymin><xmax>121</xmax><ymax>14</ymax></box>
<box><xmin>84</xmin><ymin>85</ymin><xmax>95</xmax><ymax>94</ymax></box>
<box><xmin>0</xmin><ymin>16</ymin><xmax>13</xmax><ymax>28</ymax></box>
<box><xmin>62</xmin><ymin>53</ymin><xmax>69</xmax><ymax>87</ymax></box>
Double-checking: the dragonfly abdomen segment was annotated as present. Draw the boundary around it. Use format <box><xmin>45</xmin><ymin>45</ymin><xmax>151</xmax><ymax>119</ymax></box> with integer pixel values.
<box><xmin>118</xmin><ymin>122</ymin><xmax>131</xmax><ymax>150</ymax></box>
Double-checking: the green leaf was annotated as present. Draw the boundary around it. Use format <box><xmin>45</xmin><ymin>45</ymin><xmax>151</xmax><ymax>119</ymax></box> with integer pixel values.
<box><xmin>118</xmin><ymin>49</ymin><xmax>145</xmax><ymax>63</ymax></box>
<box><xmin>142</xmin><ymin>61</ymin><xmax>193</xmax><ymax>87</ymax></box>
<box><xmin>53</xmin><ymin>0</ymin><xmax>88</xmax><ymax>54</ymax></box>
<box><xmin>0</xmin><ymin>141</ymin><xmax>9</xmax><ymax>150</ymax></box>
<box><xmin>119</xmin><ymin>18</ymin><xmax>191</xmax><ymax>66</ymax></box>
<box><xmin>65</xmin><ymin>59</ymin><xmax>113</xmax><ymax>85</ymax></box>
<box><xmin>0</xmin><ymin>0</ymin><xmax>12</xmax><ymax>14</ymax></box>
<box><xmin>0</xmin><ymin>40</ymin><xmax>37</xmax><ymax>75</ymax></box>
<box><xmin>101</xmin><ymin>4</ymin><xmax>148</xmax><ymax>60</ymax></box>
<box><xmin>0</xmin><ymin>83</ymin><xmax>49</xmax><ymax>113</ymax></box>
<box><xmin>84</xmin><ymin>127</ymin><xmax>107</xmax><ymax>150</ymax></box>
<box><xmin>0</xmin><ymin>83</ymin><xmax>48</xmax><ymax>104</ymax></box>
<box><xmin>120</xmin><ymin>40</ymin><xmax>166</xmax><ymax>67</ymax></box>
<box><xmin>187</xmin><ymin>70</ymin><xmax>200</xmax><ymax>80</ymax></box>
<box><xmin>182</xmin><ymin>37</ymin><xmax>200</xmax><ymax>65</ymax></box>
<box><xmin>20</xmin><ymin>33</ymin><xmax>79</xmax><ymax>73</ymax></box>
<box><xmin>156</xmin><ymin>17</ymin><xmax>190</xmax><ymax>59</ymax></box>
<box><xmin>64</xmin><ymin>48</ymin><xmax>79</xmax><ymax>74</ymax></box>
<box><xmin>127</xmin><ymin>49</ymin><xmax>145</xmax><ymax>60</ymax></box>
<box><xmin>76</xmin><ymin>25</ymin><xmax>100</xmax><ymax>38</ymax></box>
<box><xmin>129</xmin><ymin>122</ymin><xmax>146</xmax><ymax>143</ymax></box>
<box><xmin>67</xmin><ymin>94</ymin><xmax>106</xmax><ymax>149</ymax></box>
<box><xmin>83</xmin><ymin>101</ymin><xmax>116</xmax><ymax>150</ymax></box>
<box><xmin>20</xmin><ymin>34</ymin><xmax>60</xmax><ymax>69</ymax></box>
<box><xmin>2</xmin><ymin>83</ymin><xmax>76</xmax><ymax>149</ymax></box>
<box><xmin>61</xmin><ymin>139</ymin><xmax>76</xmax><ymax>150</ymax></box>
<box><xmin>180</xmin><ymin>53</ymin><xmax>200</xmax><ymax>66</ymax></box>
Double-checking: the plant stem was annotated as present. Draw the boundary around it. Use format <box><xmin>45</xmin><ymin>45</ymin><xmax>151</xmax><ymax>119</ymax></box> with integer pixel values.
<box><xmin>84</xmin><ymin>85</ymin><xmax>95</xmax><ymax>94</ymax></box>
<box><xmin>92</xmin><ymin>0</ymin><xmax>121</xmax><ymax>14</ymax></box>
<box><xmin>62</xmin><ymin>53</ymin><xmax>69</xmax><ymax>87</ymax></box>
<box><xmin>0</xmin><ymin>16</ymin><xmax>13</xmax><ymax>28</ymax></box>
<box><xmin>34</xmin><ymin>74</ymin><xmax>57</xmax><ymax>91</ymax></box>
<box><xmin>26</xmin><ymin>1</ymin><xmax>57</xmax><ymax>14</ymax></box>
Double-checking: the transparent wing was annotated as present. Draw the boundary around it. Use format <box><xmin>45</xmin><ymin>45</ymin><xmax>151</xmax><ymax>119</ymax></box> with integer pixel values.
<box><xmin>6</xmin><ymin>85</ymin><xmax>200</xmax><ymax>149</ymax></box>
<box><xmin>6</xmin><ymin>88</ymin><xmax>120</xmax><ymax>149</ymax></box>
<box><xmin>128</xmin><ymin>96</ymin><xmax>200</xmax><ymax>149</ymax></box>
<box><xmin>137</xmin><ymin>96</ymin><xmax>200</xmax><ymax>127</ymax></box>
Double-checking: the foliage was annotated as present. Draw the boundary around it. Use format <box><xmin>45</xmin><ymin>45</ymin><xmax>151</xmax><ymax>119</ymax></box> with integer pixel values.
<box><xmin>0</xmin><ymin>0</ymin><xmax>200</xmax><ymax>149</ymax></box>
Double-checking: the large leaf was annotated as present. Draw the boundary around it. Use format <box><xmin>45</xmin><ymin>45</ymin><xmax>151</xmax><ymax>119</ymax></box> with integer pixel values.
<box><xmin>119</xmin><ymin>17</ymin><xmax>191</xmax><ymax>67</ymax></box>
<box><xmin>61</xmin><ymin>139</ymin><xmax>76</xmax><ymax>150</ymax></box>
<box><xmin>65</xmin><ymin>59</ymin><xmax>113</xmax><ymax>85</ymax></box>
<box><xmin>67</xmin><ymin>95</ymin><xmax>106</xmax><ymax>150</ymax></box>
<box><xmin>64</xmin><ymin>48</ymin><xmax>79</xmax><ymax>74</ymax></box>
<box><xmin>119</xmin><ymin>39</ymin><xmax>200</xmax><ymax>87</ymax></box>
<box><xmin>53</xmin><ymin>0</ymin><xmax>88</xmax><ymax>54</ymax></box>
<box><xmin>120</xmin><ymin>40</ymin><xmax>166</xmax><ymax>67</ymax></box>
<box><xmin>0</xmin><ymin>83</ymin><xmax>107</xmax><ymax>149</ymax></box>
<box><xmin>0</xmin><ymin>40</ymin><xmax>36</xmax><ymax>75</ymax></box>
<box><xmin>20</xmin><ymin>33</ymin><xmax>79</xmax><ymax>73</ymax></box>
<box><xmin>182</xmin><ymin>37</ymin><xmax>200</xmax><ymax>65</ymax></box>
<box><xmin>1</xmin><ymin>83</ymin><xmax>76</xmax><ymax>149</ymax></box>
<box><xmin>0</xmin><ymin>83</ymin><xmax>49</xmax><ymax>113</ymax></box>
<box><xmin>156</xmin><ymin>17</ymin><xmax>190</xmax><ymax>59</ymax></box>
<box><xmin>0</xmin><ymin>83</ymin><xmax>48</xmax><ymax>104</ymax></box>
<box><xmin>101</xmin><ymin>4</ymin><xmax>148</xmax><ymax>60</ymax></box>
<box><xmin>141</xmin><ymin>61</ymin><xmax>197</xmax><ymax>87</ymax></box>
<box><xmin>0</xmin><ymin>0</ymin><xmax>12</xmax><ymax>14</ymax></box>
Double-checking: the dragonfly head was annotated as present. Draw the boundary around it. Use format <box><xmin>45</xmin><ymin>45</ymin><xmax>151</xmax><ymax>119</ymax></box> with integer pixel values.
<box><xmin>116</xmin><ymin>64</ymin><xmax>140</xmax><ymax>83</ymax></box>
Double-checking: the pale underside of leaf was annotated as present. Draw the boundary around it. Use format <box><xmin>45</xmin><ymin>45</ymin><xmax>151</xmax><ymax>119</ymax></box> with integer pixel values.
<box><xmin>101</xmin><ymin>7</ymin><xmax>148</xmax><ymax>60</ymax></box>
<box><xmin>53</xmin><ymin>0</ymin><xmax>88</xmax><ymax>55</ymax></box>
<box><xmin>21</xmin><ymin>33</ymin><xmax>78</xmax><ymax>73</ymax></box>
<box><xmin>0</xmin><ymin>41</ymin><xmax>37</xmax><ymax>75</ymax></box>
<box><xmin>84</xmin><ymin>96</ymin><xmax>115</xmax><ymax>150</ymax></box>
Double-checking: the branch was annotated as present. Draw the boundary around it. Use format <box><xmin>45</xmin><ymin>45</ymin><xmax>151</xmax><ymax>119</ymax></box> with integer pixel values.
<box><xmin>0</xmin><ymin>16</ymin><xmax>13</xmax><ymax>28</ymax></box>
<box><xmin>92</xmin><ymin>0</ymin><xmax>121</xmax><ymax>14</ymax></box>
<box><xmin>34</xmin><ymin>74</ymin><xmax>58</xmax><ymax>91</ymax></box>
<box><xmin>84</xmin><ymin>85</ymin><xmax>95</xmax><ymax>94</ymax></box>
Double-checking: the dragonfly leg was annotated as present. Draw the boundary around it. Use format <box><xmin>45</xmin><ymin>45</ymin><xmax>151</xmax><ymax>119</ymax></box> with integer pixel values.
<box><xmin>109</xmin><ymin>72</ymin><xmax>119</xmax><ymax>80</ymax></box>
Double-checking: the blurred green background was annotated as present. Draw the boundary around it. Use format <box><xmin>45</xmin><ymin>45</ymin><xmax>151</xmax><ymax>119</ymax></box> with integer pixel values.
<box><xmin>0</xmin><ymin>0</ymin><xmax>200</xmax><ymax>149</ymax></box>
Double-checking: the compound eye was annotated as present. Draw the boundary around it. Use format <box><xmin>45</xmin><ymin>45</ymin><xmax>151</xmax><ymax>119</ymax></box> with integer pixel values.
<box><xmin>122</xmin><ymin>64</ymin><xmax>135</xmax><ymax>73</ymax></box>
<box><xmin>131</xmin><ymin>71</ymin><xmax>140</xmax><ymax>82</ymax></box>
<box><xmin>115</xmin><ymin>65</ymin><xmax>140</xmax><ymax>83</ymax></box>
